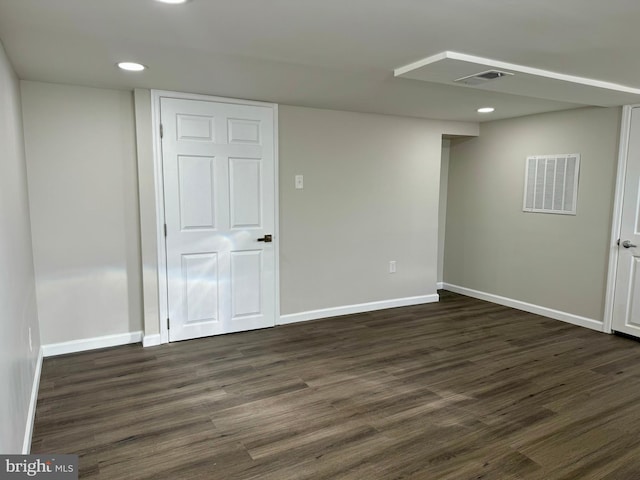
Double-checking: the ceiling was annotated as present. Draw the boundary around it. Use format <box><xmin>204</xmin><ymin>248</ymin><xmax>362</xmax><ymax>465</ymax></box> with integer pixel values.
<box><xmin>1</xmin><ymin>0</ymin><xmax>639</xmax><ymax>122</ymax></box>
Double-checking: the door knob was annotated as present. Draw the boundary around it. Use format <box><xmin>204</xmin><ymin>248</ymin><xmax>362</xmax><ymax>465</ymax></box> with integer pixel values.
<box><xmin>622</xmin><ymin>240</ymin><xmax>637</xmax><ymax>248</ymax></box>
<box><xmin>257</xmin><ymin>234</ymin><xmax>273</xmax><ymax>243</ymax></box>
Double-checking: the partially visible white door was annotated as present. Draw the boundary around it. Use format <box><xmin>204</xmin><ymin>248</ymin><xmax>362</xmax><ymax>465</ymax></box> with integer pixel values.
<box><xmin>612</xmin><ymin>106</ymin><xmax>640</xmax><ymax>337</ymax></box>
<box><xmin>160</xmin><ymin>97</ymin><xmax>276</xmax><ymax>342</ymax></box>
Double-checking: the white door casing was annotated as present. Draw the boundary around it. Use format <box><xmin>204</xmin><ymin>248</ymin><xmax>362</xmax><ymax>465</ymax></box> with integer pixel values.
<box><xmin>610</xmin><ymin>106</ymin><xmax>640</xmax><ymax>337</ymax></box>
<box><xmin>157</xmin><ymin>94</ymin><xmax>277</xmax><ymax>342</ymax></box>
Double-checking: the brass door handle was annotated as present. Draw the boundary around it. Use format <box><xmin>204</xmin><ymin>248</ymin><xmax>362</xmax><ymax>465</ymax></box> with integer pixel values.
<box><xmin>257</xmin><ymin>234</ymin><xmax>273</xmax><ymax>243</ymax></box>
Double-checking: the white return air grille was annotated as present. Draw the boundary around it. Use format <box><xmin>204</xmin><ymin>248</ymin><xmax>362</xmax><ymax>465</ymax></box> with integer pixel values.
<box><xmin>523</xmin><ymin>154</ymin><xmax>580</xmax><ymax>215</ymax></box>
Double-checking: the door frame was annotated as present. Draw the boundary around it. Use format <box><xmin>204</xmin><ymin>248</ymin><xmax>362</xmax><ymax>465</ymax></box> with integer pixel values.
<box><xmin>150</xmin><ymin>90</ymin><xmax>280</xmax><ymax>344</ymax></box>
<box><xmin>603</xmin><ymin>104</ymin><xmax>636</xmax><ymax>334</ymax></box>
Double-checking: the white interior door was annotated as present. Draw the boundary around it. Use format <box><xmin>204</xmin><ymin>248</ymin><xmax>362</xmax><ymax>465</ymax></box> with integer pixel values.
<box><xmin>612</xmin><ymin>106</ymin><xmax>640</xmax><ymax>337</ymax></box>
<box><xmin>160</xmin><ymin>97</ymin><xmax>276</xmax><ymax>342</ymax></box>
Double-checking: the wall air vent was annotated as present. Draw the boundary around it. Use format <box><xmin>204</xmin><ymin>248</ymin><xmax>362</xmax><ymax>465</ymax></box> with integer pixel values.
<box><xmin>523</xmin><ymin>154</ymin><xmax>580</xmax><ymax>215</ymax></box>
<box><xmin>454</xmin><ymin>70</ymin><xmax>514</xmax><ymax>86</ymax></box>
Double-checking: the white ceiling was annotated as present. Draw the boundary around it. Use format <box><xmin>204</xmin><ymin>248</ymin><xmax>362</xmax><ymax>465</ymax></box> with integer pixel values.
<box><xmin>1</xmin><ymin>0</ymin><xmax>639</xmax><ymax>122</ymax></box>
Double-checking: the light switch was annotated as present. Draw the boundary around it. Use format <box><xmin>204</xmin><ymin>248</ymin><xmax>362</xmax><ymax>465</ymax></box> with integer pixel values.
<box><xmin>295</xmin><ymin>175</ymin><xmax>304</xmax><ymax>189</ymax></box>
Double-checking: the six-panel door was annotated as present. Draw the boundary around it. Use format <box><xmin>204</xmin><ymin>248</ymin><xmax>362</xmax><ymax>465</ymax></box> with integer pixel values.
<box><xmin>612</xmin><ymin>107</ymin><xmax>640</xmax><ymax>337</ymax></box>
<box><xmin>161</xmin><ymin>97</ymin><xmax>276</xmax><ymax>341</ymax></box>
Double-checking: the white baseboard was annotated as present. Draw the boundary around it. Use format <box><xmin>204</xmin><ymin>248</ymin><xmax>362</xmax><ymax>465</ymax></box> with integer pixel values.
<box><xmin>436</xmin><ymin>282</ymin><xmax>444</xmax><ymax>290</ymax></box>
<box><xmin>22</xmin><ymin>347</ymin><xmax>43</xmax><ymax>454</ymax></box>
<box><xmin>278</xmin><ymin>294</ymin><xmax>439</xmax><ymax>325</ymax></box>
<box><xmin>442</xmin><ymin>283</ymin><xmax>604</xmax><ymax>332</ymax></box>
<box><xmin>142</xmin><ymin>333</ymin><xmax>161</xmax><ymax>348</ymax></box>
<box><xmin>42</xmin><ymin>331</ymin><xmax>143</xmax><ymax>358</ymax></box>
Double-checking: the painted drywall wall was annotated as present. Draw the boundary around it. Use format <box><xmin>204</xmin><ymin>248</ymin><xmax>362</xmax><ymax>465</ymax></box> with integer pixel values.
<box><xmin>133</xmin><ymin>89</ymin><xmax>160</xmax><ymax>338</ymax></box>
<box><xmin>21</xmin><ymin>81</ymin><xmax>143</xmax><ymax>345</ymax></box>
<box><xmin>438</xmin><ymin>139</ymin><xmax>450</xmax><ymax>284</ymax></box>
<box><xmin>0</xmin><ymin>41</ymin><xmax>41</xmax><ymax>453</ymax></box>
<box><xmin>444</xmin><ymin>107</ymin><xmax>620</xmax><ymax>321</ymax></box>
<box><xmin>279</xmin><ymin>105</ymin><xmax>477</xmax><ymax>315</ymax></box>
<box><xmin>132</xmin><ymin>95</ymin><xmax>477</xmax><ymax>334</ymax></box>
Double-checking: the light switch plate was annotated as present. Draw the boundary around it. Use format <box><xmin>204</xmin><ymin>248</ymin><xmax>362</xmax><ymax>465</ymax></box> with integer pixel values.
<box><xmin>295</xmin><ymin>175</ymin><xmax>304</xmax><ymax>189</ymax></box>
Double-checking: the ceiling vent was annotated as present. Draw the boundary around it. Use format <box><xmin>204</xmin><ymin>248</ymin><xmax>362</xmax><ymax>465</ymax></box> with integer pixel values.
<box><xmin>454</xmin><ymin>70</ymin><xmax>514</xmax><ymax>86</ymax></box>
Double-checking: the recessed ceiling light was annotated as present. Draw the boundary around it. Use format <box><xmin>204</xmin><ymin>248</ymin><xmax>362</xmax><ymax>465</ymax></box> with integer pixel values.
<box><xmin>477</xmin><ymin>107</ymin><xmax>495</xmax><ymax>113</ymax></box>
<box><xmin>155</xmin><ymin>0</ymin><xmax>189</xmax><ymax>4</ymax></box>
<box><xmin>117</xmin><ymin>62</ymin><xmax>146</xmax><ymax>72</ymax></box>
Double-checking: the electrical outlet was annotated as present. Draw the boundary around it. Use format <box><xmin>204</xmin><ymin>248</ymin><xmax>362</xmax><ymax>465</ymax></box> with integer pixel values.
<box><xmin>389</xmin><ymin>261</ymin><xmax>397</xmax><ymax>274</ymax></box>
<box><xmin>29</xmin><ymin>327</ymin><xmax>33</xmax><ymax>352</ymax></box>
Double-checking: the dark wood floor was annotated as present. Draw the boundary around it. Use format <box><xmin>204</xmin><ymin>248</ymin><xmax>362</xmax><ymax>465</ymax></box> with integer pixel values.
<box><xmin>31</xmin><ymin>291</ymin><xmax>640</xmax><ymax>479</ymax></box>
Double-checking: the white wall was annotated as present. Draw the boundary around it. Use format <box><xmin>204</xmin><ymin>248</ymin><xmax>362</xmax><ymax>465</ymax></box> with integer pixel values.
<box><xmin>279</xmin><ymin>106</ymin><xmax>476</xmax><ymax>315</ymax></box>
<box><xmin>133</xmin><ymin>89</ymin><xmax>160</xmax><ymax>337</ymax></box>
<box><xmin>0</xmin><ymin>41</ymin><xmax>41</xmax><ymax>453</ymax></box>
<box><xmin>21</xmin><ymin>81</ymin><xmax>143</xmax><ymax>345</ymax></box>
<box><xmin>444</xmin><ymin>107</ymin><xmax>620</xmax><ymax>322</ymax></box>
<box><xmin>438</xmin><ymin>139</ymin><xmax>450</xmax><ymax>285</ymax></box>
<box><xmin>132</xmin><ymin>97</ymin><xmax>477</xmax><ymax>333</ymax></box>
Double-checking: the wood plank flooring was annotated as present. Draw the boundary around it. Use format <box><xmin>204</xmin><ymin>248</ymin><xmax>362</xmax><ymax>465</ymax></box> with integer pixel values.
<box><xmin>31</xmin><ymin>291</ymin><xmax>640</xmax><ymax>479</ymax></box>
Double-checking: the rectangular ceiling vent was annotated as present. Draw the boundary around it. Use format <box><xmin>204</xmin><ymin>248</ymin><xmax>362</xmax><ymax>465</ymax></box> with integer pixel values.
<box><xmin>454</xmin><ymin>69</ymin><xmax>514</xmax><ymax>86</ymax></box>
<box><xmin>523</xmin><ymin>154</ymin><xmax>580</xmax><ymax>215</ymax></box>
